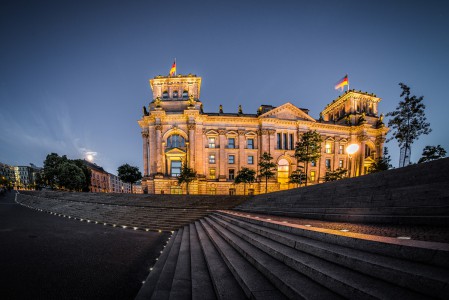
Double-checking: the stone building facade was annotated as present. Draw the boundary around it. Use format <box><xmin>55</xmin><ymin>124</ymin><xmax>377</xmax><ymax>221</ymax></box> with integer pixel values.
<box><xmin>138</xmin><ymin>74</ymin><xmax>388</xmax><ymax>195</ymax></box>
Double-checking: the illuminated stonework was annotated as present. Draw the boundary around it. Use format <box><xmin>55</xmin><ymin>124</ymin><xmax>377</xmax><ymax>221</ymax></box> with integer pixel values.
<box><xmin>138</xmin><ymin>74</ymin><xmax>388</xmax><ymax>195</ymax></box>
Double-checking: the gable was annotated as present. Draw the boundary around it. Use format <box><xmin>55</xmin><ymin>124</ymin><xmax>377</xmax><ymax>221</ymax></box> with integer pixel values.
<box><xmin>259</xmin><ymin>102</ymin><xmax>316</xmax><ymax>122</ymax></box>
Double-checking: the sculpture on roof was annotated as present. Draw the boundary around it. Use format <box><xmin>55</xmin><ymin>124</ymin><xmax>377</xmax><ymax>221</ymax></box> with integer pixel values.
<box><xmin>219</xmin><ymin>104</ymin><xmax>223</xmax><ymax>114</ymax></box>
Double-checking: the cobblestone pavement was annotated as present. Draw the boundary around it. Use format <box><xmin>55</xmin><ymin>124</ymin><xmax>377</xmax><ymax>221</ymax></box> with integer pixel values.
<box><xmin>0</xmin><ymin>192</ymin><xmax>170</xmax><ymax>300</ymax></box>
<box><xmin>225</xmin><ymin>210</ymin><xmax>449</xmax><ymax>243</ymax></box>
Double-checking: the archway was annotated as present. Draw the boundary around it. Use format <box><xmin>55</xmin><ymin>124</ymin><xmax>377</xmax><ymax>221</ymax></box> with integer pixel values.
<box><xmin>277</xmin><ymin>158</ymin><xmax>290</xmax><ymax>190</ymax></box>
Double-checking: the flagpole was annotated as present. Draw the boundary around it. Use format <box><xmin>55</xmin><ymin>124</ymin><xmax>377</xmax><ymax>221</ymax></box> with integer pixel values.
<box><xmin>347</xmin><ymin>74</ymin><xmax>349</xmax><ymax>91</ymax></box>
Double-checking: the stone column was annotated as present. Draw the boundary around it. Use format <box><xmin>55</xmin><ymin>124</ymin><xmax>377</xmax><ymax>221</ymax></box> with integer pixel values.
<box><xmin>238</xmin><ymin>130</ymin><xmax>246</xmax><ymax>169</ymax></box>
<box><xmin>357</xmin><ymin>133</ymin><xmax>368</xmax><ymax>176</ymax></box>
<box><xmin>188</xmin><ymin>124</ymin><xmax>196</xmax><ymax>168</ymax></box>
<box><xmin>268</xmin><ymin>129</ymin><xmax>276</xmax><ymax>154</ymax></box>
<box><xmin>155</xmin><ymin>124</ymin><xmax>162</xmax><ymax>173</ymax></box>
<box><xmin>260</xmin><ymin>129</ymin><xmax>269</xmax><ymax>153</ymax></box>
<box><xmin>142</xmin><ymin>130</ymin><xmax>149</xmax><ymax>176</ymax></box>
<box><xmin>218</xmin><ymin>129</ymin><xmax>227</xmax><ymax>179</ymax></box>
<box><xmin>149</xmin><ymin>125</ymin><xmax>156</xmax><ymax>174</ymax></box>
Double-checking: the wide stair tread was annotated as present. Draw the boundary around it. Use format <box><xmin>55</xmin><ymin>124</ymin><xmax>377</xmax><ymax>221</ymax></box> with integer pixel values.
<box><xmin>203</xmin><ymin>217</ymin><xmax>341</xmax><ymax>300</ymax></box>
<box><xmin>209</xmin><ymin>215</ymin><xmax>426</xmax><ymax>300</ymax></box>
<box><xmin>169</xmin><ymin>226</ymin><xmax>192</xmax><ymax>300</ymax></box>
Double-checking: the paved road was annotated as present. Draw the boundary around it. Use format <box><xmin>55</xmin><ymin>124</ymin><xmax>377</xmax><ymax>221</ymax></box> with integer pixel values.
<box><xmin>0</xmin><ymin>192</ymin><xmax>169</xmax><ymax>300</ymax></box>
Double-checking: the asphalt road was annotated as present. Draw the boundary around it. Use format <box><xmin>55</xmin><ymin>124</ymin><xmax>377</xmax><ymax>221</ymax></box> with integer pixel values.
<box><xmin>0</xmin><ymin>191</ymin><xmax>169</xmax><ymax>300</ymax></box>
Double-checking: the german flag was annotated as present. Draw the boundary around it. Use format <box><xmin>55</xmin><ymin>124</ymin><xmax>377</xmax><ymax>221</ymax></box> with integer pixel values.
<box><xmin>335</xmin><ymin>75</ymin><xmax>349</xmax><ymax>91</ymax></box>
<box><xmin>169</xmin><ymin>60</ymin><xmax>176</xmax><ymax>76</ymax></box>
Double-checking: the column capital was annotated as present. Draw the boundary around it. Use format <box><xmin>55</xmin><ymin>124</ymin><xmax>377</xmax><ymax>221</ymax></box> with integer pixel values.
<box><xmin>238</xmin><ymin>130</ymin><xmax>246</xmax><ymax>136</ymax></box>
<box><xmin>155</xmin><ymin>124</ymin><xmax>163</xmax><ymax>131</ymax></box>
<box><xmin>218</xmin><ymin>129</ymin><xmax>227</xmax><ymax>135</ymax></box>
<box><xmin>188</xmin><ymin>124</ymin><xmax>196</xmax><ymax>131</ymax></box>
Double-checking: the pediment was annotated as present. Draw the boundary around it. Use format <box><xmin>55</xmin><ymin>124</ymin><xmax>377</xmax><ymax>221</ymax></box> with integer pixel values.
<box><xmin>165</xmin><ymin>148</ymin><xmax>186</xmax><ymax>155</ymax></box>
<box><xmin>259</xmin><ymin>102</ymin><xmax>316</xmax><ymax>122</ymax></box>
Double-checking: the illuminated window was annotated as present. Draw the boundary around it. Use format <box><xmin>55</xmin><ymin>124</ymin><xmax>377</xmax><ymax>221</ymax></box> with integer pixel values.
<box><xmin>170</xmin><ymin>161</ymin><xmax>182</xmax><ymax>176</ymax></box>
<box><xmin>209</xmin><ymin>168</ymin><xmax>216</xmax><ymax>179</ymax></box>
<box><xmin>339</xmin><ymin>145</ymin><xmax>344</xmax><ymax>154</ymax></box>
<box><xmin>277</xmin><ymin>133</ymin><xmax>282</xmax><ymax>149</ymax></box>
<box><xmin>248</xmin><ymin>156</ymin><xmax>254</xmax><ymax>164</ymax></box>
<box><xmin>310</xmin><ymin>171</ymin><xmax>316</xmax><ymax>182</ymax></box>
<box><xmin>325</xmin><ymin>143</ymin><xmax>333</xmax><ymax>154</ymax></box>
<box><xmin>209</xmin><ymin>154</ymin><xmax>216</xmax><ymax>164</ymax></box>
<box><xmin>228</xmin><ymin>138</ymin><xmax>235</xmax><ymax>148</ymax></box>
<box><xmin>247</xmin><ymin>139</ymin><xmax>254</xmax><ymax>149</ymax></box>
<box><xmin>228</xmin><ymin>155</ymin><xmax>235</xmax><ymax>164</ymax></box>
<box><xmin>325</xmin><ymin>159</ymin><xmax>331</xmax><ymax>169</ymax></box>
<box><xmin>167</xmin><ymin>134</ymin><xmax>185</xmax><ymax>148</ymax></box>
<box><xmin>208</xmin><ymin>137</ymin><xmax>216</xmax><ymax>148</ymax></box>
<box><xmin>229</xmin><ymin>169</ymin><xmax>235</xmax><ymax>180</ymax></box>
<box><xmin>339</xmin><ymin>159</ymin><xmax>344</xmax><ymax>168</ymax></box>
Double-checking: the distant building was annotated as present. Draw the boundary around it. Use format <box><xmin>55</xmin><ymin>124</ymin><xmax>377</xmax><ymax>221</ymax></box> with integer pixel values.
<box><xmin>138</xmin><ymin>73</ymin><xmax>389</xmax><ymax>195</ymax></box>
<box><xmin>13</xmin><ymin>164</ymin><xmax>42</xmax><ymax>189</ymax></box>
<box><xmin>108</xmin><ymin>173</ymin><xmax>131</xmax><ymax>193</ymax></box>
<box><xmin>0</xmin><ymin>162</ymin><xmax>15</xmax><ymax>187</ymax></box>
<box><xmin>83</xmin><ymin>160</ymin><xmax>110</xmax><ymax>193</ymax></box>
<box><xmin>132</xmin><ymin>180</ymin><xmax>143</xmax><ymax>194</ymax></box>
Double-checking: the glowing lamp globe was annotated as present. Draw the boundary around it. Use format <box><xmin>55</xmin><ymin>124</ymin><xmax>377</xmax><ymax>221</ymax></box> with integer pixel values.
<box><xmin>346</xmin><ymin>144</ymin><xmax>359</xmax><ymax>155</ymax></box>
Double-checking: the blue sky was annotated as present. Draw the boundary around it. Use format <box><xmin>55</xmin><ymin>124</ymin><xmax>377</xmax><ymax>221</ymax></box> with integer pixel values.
<box><xmin>1</xmin><ymin>0</ymin><xmax>448</xmax><ymax>173</ymax></box>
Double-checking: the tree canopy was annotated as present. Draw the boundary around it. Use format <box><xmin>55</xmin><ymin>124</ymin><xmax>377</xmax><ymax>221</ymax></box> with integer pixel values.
<box><xmin>322</xmin><ymin>168</ymin><xmax>347</xmax><ymax>182</ymax></box>
<box><xmin>234</xmin><ymin>167</ymin><xmax>256</xmax><ymax>195</ymax></box>
<box><xmin>386</xmin><ymin>83</ymin><xmax>431</xmax><ymax>167</ymax></box>
<box><xmin>258</xmin><ymin>152</ymin><xmax>276</xmax><ymax>193</ymax></box>
<box><xmin>367</xmin><ymin>147</ymin><xmax>392</xmax><ymax>174</ymax></box>
<box><xmin>117</xmin><ymin>164</ymin><xmax>142</xmax><ymax>193</ymax></box>
<box><xmin>418</xmin><ymin>145</ymin><xmax>447</xmax><ymax>163</ymax></box>
<box><xmin>289</xmin><ymin>167</ymin><xmax>306</xmax><ymax>187</ymax></box>
<box><xmin>42</xmin><ymin>153</ymin><xmax>90</xmax><ymax>191</ymax></box>
<box><xmin>294</xmin><ymin>130</ymin><xmax>322</xmax><ymax>186</ymax></box>
<box><xmin>177</xmin><ymin>161</ymin><xmax>197</xmax><ymax>194</ymax></box>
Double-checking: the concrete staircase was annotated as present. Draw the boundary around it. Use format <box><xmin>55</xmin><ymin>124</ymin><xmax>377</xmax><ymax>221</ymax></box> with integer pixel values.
<box><xmin>235</xmin><ymin>158</ymin><xmax>449</xmax><ymax>225</ymax></box>
<box><xmin>137</xmin><ymin>211</ymin><xmax>449</xmax><ymax>299</ymax></box>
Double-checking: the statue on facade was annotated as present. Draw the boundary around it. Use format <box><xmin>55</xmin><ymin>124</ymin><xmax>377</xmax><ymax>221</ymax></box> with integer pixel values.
<box><xmin>154</xmin><ymin>97</ymin><xmax>161</xmax><ymax>108</ymax></box>
<box><xmin>188</xmin><ymin>94</ymin><xmax>195</xmax><ymax>107</ymax></box>
<box><xmin>256</xmin><ymin>106</ymin><xmax>263</xmax><ymax>116</ymax></box>
<box><xmin>142</xmin><ymin>106</ymin><xmax>149</xmax><ymax>116</ymax></box>
<box><xmin>358</xmin><ymin>112</ymin><xmax>367</xmax><ymax>124</ymax></box>
<box><xmin>219</xmin><ymin>104</ymin><xmax>223</xmax><ymax>114</ymax></box>
<box><xmin>238</xmin><ymin>105</ymin><xmax>243</xmax><ymax>115</ymax></box>
<box><xmin>200</xmin><ymin>103</ymin><xmax>204</xmax><ymax>114</ymax></box>
<box><xmin>345</xmin><ymin>115</ymin><xmax>351</xmax><ymax>125</ymax></box>
<box><xmin>319</xmin><ymin>112</ymin><xmax>323</xmax><ymax>122</ymax></box>
<box><xmin>376</xmin><ymin>113</ymin><xmax>385</xmax><ymax>128</ymax></box>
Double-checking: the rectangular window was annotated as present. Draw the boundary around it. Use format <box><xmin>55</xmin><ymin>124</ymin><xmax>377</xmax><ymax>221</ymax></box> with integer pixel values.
<box><xmin>339</xmin><ymin>145</ymin><xmax>344</xmax><ymax>154</ymax></box>
<box><xmin>311</xmin><ymin>160</ymin><xmax>316</xmax><ymax>167</ymax></box>
<box><xmin>228</xmin><ymin>155</ymin><xmax>235</xmax><ymax>164</ymax></box>
<box><xmin>247</xmin><ymin>138</ymin><xmax>254</xmax><ymax>149</ymax></box>
<box><xmin>277</xmin><ymin>133</ymin><xmax>282</xmax><ymax>149</ymax></box>
<box><xmin>325</xmin><ymin>143</ymin><xmax>332</xmax><ymax>154</ymax></box>
<box><xmin>248</xmin><ymin>156</ymin><xmax>254</xmax><ymax>164</ymax></box>
<box><xmin>310</xmin><ymin>171</ymin><xmax>316</xmax><ymax>182</ymax></box>
<box><xmin>209</xmin><ymin>154</ymin><xmax>216</xmax><ymax>164</ymax></box>
<box><xmin>208</xmin><ymin>137</ymin><xmax>216</xmax><ymax>148</ymax></box>
<box><xmin>339</xmin><ymin>159</ymin><xmax>344</xmax><ymax>168</ymax></box>
<box><xmin>289</xmin><ymin>134</ymin><xmax>294</xmax><ymax>150</ymax></box>
<box><xmin>325</xmin><ymin>159</ymin><xmax>331</xmax><ymax>169</ymax></box>
<box><xmin>171</xmin><ymin>161</ymin><xmax>182</xmax><ymax>176</ymax></box>
<box><xmin>209</xmin><ymin>168</ymin><xmax>216</xmax><ymax>179</ymax></box>
<box><xmin>283</xmin><ymin>133</ymin><xmax>288</xmax><ymax>150</ymax></box>
<box><xmin>229</xmin><ymin>169</ymin><xmax>235</xmax><ymax>180</ymax></box>
<box><xmin>228</xmin><ymin>137</ymin><xmax>235</xmax><ymax>149</ymax></box>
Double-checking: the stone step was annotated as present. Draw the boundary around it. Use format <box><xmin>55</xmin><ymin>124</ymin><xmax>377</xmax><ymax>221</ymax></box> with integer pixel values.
<box><xmin>189</xmin><ymin>223</ymin><xmax>216</xmax><ymax>300</ymax></box>
<box><xmin>213</xmin><ymin>213</ymin><xmax>449</xmax><ymax>298</ymax></box>
<box><xmin>135</xmin><ymin>231</ymin><xmax>178</xmax><ymax>300</ymax></box>
<box><xmin>202</xmin><ymin>217</ymin><xmax>342</xmax><ymax>299</ymax></box>
<box><xmin>199</xmin><ymin>219</ymin><xmax>287</xmax><ymax>299</ymax></box>
<box><xmin>224</xmin><ymin>212</ymin><xmax>449</xmax><ymax>268</ymax></box>
<box><xmin>194</xmin><ymin>221</ymin><xmax>246</xmax><ymax>300</ymax></box>
<box><xmin>150</xmin><ymin>227</ymin><xmax>184</xmax><ymax>299</ymax></box>
<box><xmin>208</xmin><ymin>215</ymin><xmax>425</xmax><ymax>299</ymax></box>
<box><xmin>169</xmin><ymin>226</ymin><xmax>192</xmax><ymax>300</ymax></box>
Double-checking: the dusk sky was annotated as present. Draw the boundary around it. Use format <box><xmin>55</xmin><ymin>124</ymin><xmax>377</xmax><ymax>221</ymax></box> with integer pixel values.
<box><xmin>1</xmin><ymin>0</ymin><xmax>448</xmax><ymax>174</ymax></box>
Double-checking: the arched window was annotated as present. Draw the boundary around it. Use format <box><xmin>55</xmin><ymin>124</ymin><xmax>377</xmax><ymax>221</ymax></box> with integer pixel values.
<box><xmin>182</xmin><ymin>90</ymin><xmax>189</xmax><ymax>99</ymax></box>
<box><xmin>277</xmin><ymin>159</ymin><xmax>290</xmax><ymax>190</ymax></box>
<box><xmin>166</xmin><ymin>134</ymin><xmax>186</xmax><ymax>148</ymax></box>
<box><xmin>172</xmin><ymin>90</ymin><xmax>178</xmax><ymax>98</ymax></box>
<box><xmin>162</xmin><ymin>91</ymin><xmax>169</xmax><ymax>99</ymax></box>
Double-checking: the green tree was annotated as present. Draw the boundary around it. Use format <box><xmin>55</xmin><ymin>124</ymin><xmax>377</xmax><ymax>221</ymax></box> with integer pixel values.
<box><xmin>387</xmin><ymin>83</ymin><xmax>431</xmax><ymax>167</ymax></box>
<box><xmin>57</xmin><ymin>161</ymin><xmax>86</xmax><ymax>191</ymax></box>
<box><xmin>234</xmin><ymin>167</ymin><xmax>256</xmax><ymax>195</ymax></box>
<box><xmin>258</xmin><ymin>152</ymin><xmax>276</xmax><ymax>193</ymax></box>
<box><xmin>289</xmin><ymin>167</ymin><xmax>306</xmax><ymax>187</ymax></box>
<box><xmin>177</xmin><ymin>161</ymin><xmax>197</xmax><ymax>195</ymax></box>
<box><xmin>367</xmin><ymin>147</ymin><xmax>392</xmax><ymax>173</ymax></box>
<box><xmin>117</xmin><ymin>164</ymin><xmax>142</xmax><ymax>193</ymax></box>
<box><xmin>43</xmin><ymin>153</ymin><xmax>67</xmax><ymax>188</ymax></box>
<box><xmin>294</xmin><ymin>130</ymin><xmax>322</xmax><ymax>186</ymax></box>
<box><xmin>72</xmin><ymin>159</ymin><xmax>92</xmax><ymax>192</ymax></box>
<box><xmin>418</xmin><ymin>145</ymin><xmax>447</xmax><ymax>163</ymax></box>
<box><xmin>322</xmin><ymin>168</ymin><xmax>347</xmax><ymax>182</ymax></box>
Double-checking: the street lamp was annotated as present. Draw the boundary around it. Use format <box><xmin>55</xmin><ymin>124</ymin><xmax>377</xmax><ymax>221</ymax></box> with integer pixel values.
<box><xmin>346</xmin><ymin>143</ymin><xmax>359</xmax><ymax>178</ymax></box>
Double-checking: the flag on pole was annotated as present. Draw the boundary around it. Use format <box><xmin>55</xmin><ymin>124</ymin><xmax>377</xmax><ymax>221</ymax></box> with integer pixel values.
<box><xmin>335</xmin><ymin>75</ymin><xmax>349</xmax><ymax>91</ymax></box>
<box><xmin>169</xmin><ymin>59</ymin><xmax>176</xmax><ymax>76</ymax></box>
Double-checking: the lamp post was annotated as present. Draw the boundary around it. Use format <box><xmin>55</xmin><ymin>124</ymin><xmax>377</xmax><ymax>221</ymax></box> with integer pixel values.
<box><xmin>346</xmin><ymin>143</ymin><xmax>359</xmax><ymax>178</ymax></box>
